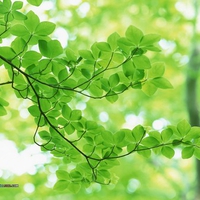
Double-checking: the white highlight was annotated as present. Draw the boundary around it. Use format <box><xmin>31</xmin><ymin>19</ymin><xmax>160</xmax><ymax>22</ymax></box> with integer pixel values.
<box><xmin>127</xmin><ymin>178</ymin><xmax>140</xmax><ymax>193</ymax></box>
<box><xmin>99</xmin><ymin>112</ymin><xmax>109</xmax><ymax>122</ymax></box>
<box><xmin>152</xmin><ymin>118</ymin><xmax>169</xmax><ymax>130</ymax></box>
<box><xmin>123</xmin><ymin>114</ymin><xmax>143</xmax><ymax>129</ymax></box>
<box><xmin>77</xmin><ymin>2</ymin><xmax>90</xmax><ymax>18</ymax></box>
<box><xmin>53</xmin><ymin>27</ymin><xmax>69</xmax><ymax>48</ymax></box>
<box><xmin>0</xmin><ymin>135</ymin><xmax>50</xmax><ymax>176</ymax></box>
<box><xmin>24</xmin><ymin>183</ymin><xmax>35</xmax><ymax>193</ymax></box>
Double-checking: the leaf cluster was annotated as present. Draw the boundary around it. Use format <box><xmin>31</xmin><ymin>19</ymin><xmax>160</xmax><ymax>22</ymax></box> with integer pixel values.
<box><xmin>0</xmin><ymin>0</ymin><xmax>199</xmax><ymax>193</ymax></box>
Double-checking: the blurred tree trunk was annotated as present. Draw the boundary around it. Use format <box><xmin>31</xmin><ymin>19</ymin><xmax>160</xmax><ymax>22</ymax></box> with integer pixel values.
<box><xmin>186</xmin><ymin>44</ymin><xmax>200</xmax><ymax>200</ymax></box>
<box><xmin>186</xmin><ymin>2</ymin><xmax>200</xmax><ymax>199</ymax></box>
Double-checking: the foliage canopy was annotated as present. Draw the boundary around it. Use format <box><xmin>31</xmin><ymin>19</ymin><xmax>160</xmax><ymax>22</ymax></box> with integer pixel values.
<box><xmin>0</xmin><ymin>0</ymin><xmax>200</xmax><ymax>193</ymax></box>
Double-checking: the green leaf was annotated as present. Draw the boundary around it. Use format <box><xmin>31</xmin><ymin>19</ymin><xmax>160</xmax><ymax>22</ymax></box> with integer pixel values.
<box><xmin>0</xmin><ymin>105</ymin><xmax>7</xmax><ymax>116</ymax></box>
<box><xmin>113</xmin><ymin>84</ymin><xmax>127</xmax><ymax>93</ymax></box>
<box><xmin>65</xmin><ymin>124</ymin><xmax>75</xmax><ymax>134</ymax></box>
<box><xmin>38</xmin><ymin>130</ymin><xmax>51</xmax><ymax>140</ymax></box>
<box><xmin>161</xmin><ymin>128</ymin><xmax>173</xmax><ymax>142</ymax></box>
<box><xmin>122</xmin><ymin>60</ymin><xmax>135</xmax><ymax>77</ymax></box>
<box><xmin>140</xmin><ymin>34</ymin><xmax>161</xmax><ymax>46</ymax></box>
<box><xmin>27</xmin><ymin>0</ymin><xmax>42</xmax><ymax>6</ymax></box>
<box><xmin>11</xmin><ymin>37</ymin><xmax>26</xmax><ymax>55</ymax></box>
<box><xmin>148</xmin><ymin>62</ymin><xmax>165</xmax><ymax>78</ymax></box>
<box><xmin>83</xmin><ymin>144</ymin><xmax>94</xmax><ymax>154</ymax></box>
<box><xmin>177</xmin><ymin>119</ymin><xmax>191</xmax><ymax>137</ymax></box>
<box><xmin>106</xmin><ymin>91</ymin><xmax>118</xmax><ymax>103</ymax></box>
<box><xmin>137</xmin><ymin>146</ymin><xmax>151</xmax><ymax>158</ymax></box>
<box><xmin>98</xmin><ymin>169</ymin><xmax>111</xmax><ymax>178</ymax></box>
<box><xmin>10</xmin><ymin>24</ymin><xmax>30</xmax><ymax>36</ymax></box>
<box><xmin>144</xmin><ymin>45</ymin><xmax>161</xmax><ymax>52</ymax></box>
<box><xmin>22</xmin><ymin>51</ymin><xmax>42</xmax><ymax>67</ymax></box>
<box><xmin>40</xmin><ymin>99</ymin><xmax>51</xmax><ymax>112</ymax></box>
<box><xmin>125</xmin><ymin>25</ymin><xmax>143</xmax><ymax>45</ymax></box>
<box><xmin>96</xmin><ymin>42</ymin><xmax>111</xmax><ymax>52</ymax></box>
<box><xmin>56</xmin><ymin>170</ymin><xmax>70</xmax><ymax>180</ymax></box>
<box><xmin>194</xmin><ymin>147</ymin><xmax>200</xmax><ymax>160</ymax></box>
<box><xmin>117</xmin><ymin>37</ymin><xmax>133</xmax><ymax>53</ymax></box>
<box><xmin>79</xmin><ymin>50</ymin><xmax>94</xmax><ymax>61</ymax></box>
<box><xmin>12</xmin><ymin>1</ymin><xmax>23</xmax><ymax>10</ymax></box>
<box><xmin>68</xmin><ymin>182</ymin><xmax>81</xmax><ymax>193</ymax></box>
<box><xmin>141</xmin><ymin>136</ymin><xmax>160</xmax><ymax>148</ymax></box>
<box><xmin>132</xmin><ymin>125</ymin><xmax>145</xmax><ymax>142</ymax></box>
<box><xmin>35</xmin><ymin>21</ymin><xmax>56</xmax><ymax>35</ymax></box>
<box><xmin>58</xmin><ymin>69</ymin><xmax>68</xmax><ymax>82</ymax></box>
<box><xmin>53</xmin><ymin>180</ymin><xmax>69</xmax><ymax>191</ymax></box>
<box><xmin>70</xmin><ymin>170</ymin><xmax>82</xmax><ymax>181</ymax></box>
<box><xmin>89</xmin><ymin>82</ymin><xmax>103</xmax><ymax>96</ymax></box>
<box><xmin>48</xmin><ymin>40</ymin><xmax>63</xmax><ymax>57</ymax></box>
<box><xmin>66</xmin><ymin>48</ymin><xmax>77</xmax><ymax>62</ymax></box>
<box><xmin>127</xmin><ymin>143</ymin><xmax>136</xmax><ymax>153</ymax></box>
<box><xmin>148</xmin><ymin>131</ymin><xmax>161</xmax><ymax>142</ymax></box>
<box><xmin>172</xmin><ymin>139</ymin><xmax>182</xmax><ymax>146</ymax></box>
<box><xmin>107</xmin><ymin>32</ymin><xmax>120</xmax><ymax>50</ymax></box>
<box><xmin>38</xmin><ymin>40</ymin><xmax>49</xmax><ymax>57</ymax></box>
<box><xmin>89</xmin><ymin>44</ymin><xmax>100</xmax><ymax>61</ymax></box>
<box><xmin>114</xmin><ymin>130</ymin><xmax>125</xmax><ymax>145</ymax></box>
<box><xmin>39</xmin><ymin>40</ymin><xmax>63</xmax><ymax>58</ymax></box>
<box><xmin>102</xmin><ymin>131</ymin><xmax>114</xmax><ymax>144</ymax></box>
<box><xmin>0</xmin><ymin>97</ymin><xmax>9</xmax><ymax>107</ymax></box>
<box><xmin>62</xmin><ymin>105</ymin><xmax>72</xmax><ymax>120</ymax></box>
<box><xmin>109</xmin><ymin>73</ymin><xmax>120</xmax><ymax>87</ymax></box>
<box><xmin>70</xmin><ymin>110</ymin><xmax>82</xmax><ymax>121</ymax></box>
<box><xmin>151</xmin><ymin>77</ymin><xmax>173</xmax><ymax>89</ymax></box>
<box><xmin>142</xmin><ymin>81</ymin><xmax>157</xmax><ymax>96</ymax></box>
<box><xmin>12</xmin><ymin>11</ymin><xmax>27</xmax><ymax>20</ymax></box>
<box><xmin>184</xmin><ymin>127</ymin><xmax>200</xmax><ymax>141</ymax></box>
<box><xmin>133</xmin><ymin>55</ymin><xmax>151</xmax><ymax>69</ymax></box>
<box><xmin>2</xmin><ymin>0</ymin><xmax>12</xmax><ymax>10</ymax></box>
<box><xmin>28</xmin><ymin>105</ymin><xmax>40</xmax><ymax>117</ymax></box>
<box><xmin>161</xmin><ymin>146</ymin><xmax>175</xmax><ymax>159</ymax></box>
<box><xmin>86</xmin><ymin>121</ymin><xmax>98</xmax><ymax>130</ymax></box>
<box><xmin>182</xmin><ymin>146</ymin><xmax>194</xmax><ymax>159</ymax></box>
<box><xmin>24</xmin><ymin>11</ymin><xmax>40</xmax><ymax>32</ymax></box>
<box><xmin>0</xmin><ymin>47</ymin><xmax>16</xmax><ymax>59</ymax></box>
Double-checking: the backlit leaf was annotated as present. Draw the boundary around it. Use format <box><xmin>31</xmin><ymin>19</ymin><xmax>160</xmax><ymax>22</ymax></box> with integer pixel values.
<box><xmin>0</xmin><ymin>105</ymin><xmax>7</xmax><ymax>116</ymax></box>
<box><xmin>10</xmin><ymin>24</ymin><xmax>29</xmax><ymax>36</ymax></box>
<box><xmin>35</xmin><ymin>21</ymin><xmax>56</xmax><ymax>35</ymax></box>
<box><xmin>109</xmin><ymin>73</ymin><xmax>120</xmax><ymax>87</ymax></box>
<box><xmin>142</xmin><ymin>81</ymin><xmax>157</xmax><ymax>96</ymax></box>
<box><xmin>12</xmin><ymin>1</ymin><xmax>23</xmax><ymax>10</ymax></box>
<box><xmin>106</xmin><ymin>91</ymin><xmax>118</xmax><ymax>103</ymax></box>
<box><xmin>125</xmin><ymin>25</ymin><xmax>143</xmax><ymax>45</ymax></box>
<box><xmin>53</xmin><ymin>180</ymin><xmax>69</xmax><ymax>191</ymax></box>
<box><xmin>24</xmin><ymin>11</ymin><xmax>40</xmax><ymax>32</ymax></box>
<box><xmin>132</xmin><ymin>125</ymin><xmax>145</xmax><ymax>142</ymax></box>
<box><xmin>27</xmin><ymin>0</ymin><xmax>42</xmax><ymax>6</ymax></box>
<box><xmin>161</xmin><ymin>146</ymin><xmax>175</xmax><ymax>159</ymax></box>
<box><xmin>177</xmin><ymin>119</ymin><xmax>191</xmax><ymax>137</ymax></box>
<box><xmin>161</xmin><ymin>128</ymin><xmax>173</xmax><ymax>142</ymax></box>
<box><xmin>151</xmin><ymin>77</ymin><xmax>173</xmax><ymax>89</ymax></box>
<box><xmin>140</xmin><ymin>34</ymin><xmax>161</xmax><ymax>46</ymax></box>
<box><xmin>141</xmin><ymin>136</ymin><xmax>160</xmax><ymax>148</ymax></box>
<box><xmin>38</xmin><ymin>130</ymin><xmax>51</xmax><ymax>140</ymax></box>
<box><xmin>133</xmin><ymin>55</ymin><xmax>151</xmax><ymax>69</ymax></box>
<box><xmin>96</xmin><ymin>42</ymin><xmax>111</xmax><ymax>52</ymax></box>
<box><xmin>182</xmin><ymin>146</ymin><xmax>194</xmax><ymax>159</ymax></box>
<box><xmin>107</xmin><ymin>32</ymin><xmax>120</xmax><ymax>50</ymax></box>
<box><xmin>56</xmin><ymin>170</ymin><xmax>70</xmax><ymax>180</ymax></box>
<box><xmin>28</xmin><ymin>105</ymin><xmax>40</xmax><ymax>117</ymax></box>
<box><xmin>148</xmin><ymin>62</ymin><xmax>165</xmax><ymax>78</ymax></box>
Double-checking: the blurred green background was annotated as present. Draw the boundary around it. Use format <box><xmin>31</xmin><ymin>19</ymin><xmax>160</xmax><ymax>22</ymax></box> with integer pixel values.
<box><xmin>0</xmin><ymin>0</ymin><xmax>199</xmax><ymax>199</ymax></box>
